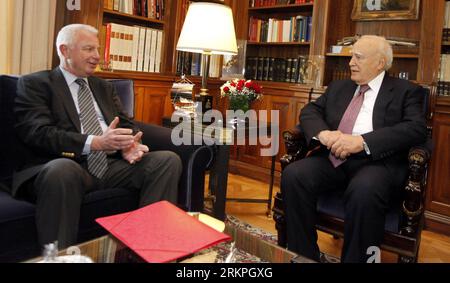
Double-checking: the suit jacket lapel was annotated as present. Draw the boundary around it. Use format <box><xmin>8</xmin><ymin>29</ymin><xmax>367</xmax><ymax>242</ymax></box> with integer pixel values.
<box><xmin>49</xmin><ymin>68</ymin><xmax>82</xmax><ymax>132</ymax></box>
<box><xmin>372</xmin><ymin>75</ymin><xmax>395</xmax><ymax>130</ymax></box>
<box><xmin>88</xmin><ymin>77</ymin><xmax>113</xmax><ymax>125</ymax></box>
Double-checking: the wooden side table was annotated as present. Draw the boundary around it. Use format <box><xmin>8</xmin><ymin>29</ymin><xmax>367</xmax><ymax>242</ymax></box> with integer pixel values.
<box><xmin>162</xmin><ymin>116</ymin><xmax>276</xmax><ymax>220</ymax></box>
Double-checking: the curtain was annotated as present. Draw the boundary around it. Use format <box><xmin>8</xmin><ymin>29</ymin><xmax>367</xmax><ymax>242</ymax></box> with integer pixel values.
<box><xmin>0</xmin><ymin>0</ymin><xmax>56</xmax><ymax>75</ymax></box>
<box><xmin>0</xmin><ymin>0</ymin><xmax>13</xmax><ymax>74</ymax></box>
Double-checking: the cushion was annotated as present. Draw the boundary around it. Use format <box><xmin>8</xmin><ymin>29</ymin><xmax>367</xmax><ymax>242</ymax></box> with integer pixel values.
<box><xmin>108</xmin><ymin>79</ymin><xmax>134</xmax><ymax>119</ymax></box>
<box><xmin>0</xmin><ymin>191</ymin><xmax>38</xmax><ymax>262</ymax></box>
<box><xmin>317</xmin><ymin>191</ymin><xmax>401</xmax><ymax>233</ymax></box>
<box><xmin>0</xmin><ymin>188</ymin><xmax>139</xmax><ymax>262</ymax></box>
<box><xmin>0</xmin><ymin>75</ymin><xmax>19</xmax><ymax>188</ymax></box>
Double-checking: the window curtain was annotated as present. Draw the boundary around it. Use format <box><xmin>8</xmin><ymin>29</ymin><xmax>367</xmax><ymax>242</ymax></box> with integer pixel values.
<box><xmin>0</xmin><ymin>0</ymin><xmax>56</xmax><ymax>75</ymax></box>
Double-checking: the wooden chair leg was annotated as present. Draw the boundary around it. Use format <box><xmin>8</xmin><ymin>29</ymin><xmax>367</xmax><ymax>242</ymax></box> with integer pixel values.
<box><xmin>273</xmin><ymin>192</ymin><xmax>287</xmax><ymax>248</ymax></box>
<box><xmin>398</xmin><ymin>248</ymin><xmax>419</xmax><ymax>263</ymax></box>
<box><xmin>398</xmin><ymin>255</ymin><xmax>417</xmax><ymax>263</ymax></box>
<box><xmin>273</xmin><ymin>210</ymin><xmax>287</xmax><ymax>247</ymax></box>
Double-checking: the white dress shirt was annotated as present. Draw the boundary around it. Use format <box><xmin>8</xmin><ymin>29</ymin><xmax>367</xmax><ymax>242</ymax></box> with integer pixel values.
<box><xmin>352</xmin><ymin>71</ymin><xmax>385</xmax><ymax>136</ymax></box>
<box><xmin>59</xmin><ymin>66</ymin><xmax>108</xmax><ymax>154</ymax></box>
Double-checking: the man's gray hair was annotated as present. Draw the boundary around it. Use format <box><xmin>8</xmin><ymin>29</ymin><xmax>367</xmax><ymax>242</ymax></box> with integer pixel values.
<box><xmin>359</xmin><ymin>35</ymin><xmax>393</xmax><ymax>71</ymax></box>
<box><xmin>56</xmin><ymin>24</ymin><xmax>98</xmax><ymax>59</ymax></box>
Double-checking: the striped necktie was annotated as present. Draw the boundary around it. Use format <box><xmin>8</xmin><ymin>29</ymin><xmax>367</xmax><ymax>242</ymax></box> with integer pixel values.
<box><xmin>329</xmin><ymin>84</ymin><xmax>370</xmax><ymax>168</ymax></box>
<box><xmin>75</xmin><ymin>78</ymin><xmax>108</xmax><ymax>179</ymax></box>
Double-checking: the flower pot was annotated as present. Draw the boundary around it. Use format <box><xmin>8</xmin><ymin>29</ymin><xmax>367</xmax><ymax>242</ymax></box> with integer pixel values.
<box><xmin>229</xmin><ymin>96</ymin><xmax>250</xmax><ymax>112</ymax></box>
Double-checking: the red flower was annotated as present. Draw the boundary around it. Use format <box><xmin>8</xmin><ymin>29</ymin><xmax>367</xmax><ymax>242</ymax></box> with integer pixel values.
<box><xmin>237</xmin><ymin>80</ymin><xmax>245</xmax><ymax>91</ymax></box>
<box><xmin>252</xmin><ymin>84</ymin><xmax>262</xmax><ymax>93</ymax></box>
<box><xmin>223</xmin><ymin>86</ymin><xmax>230</xmax><ymax>92</ymax></box>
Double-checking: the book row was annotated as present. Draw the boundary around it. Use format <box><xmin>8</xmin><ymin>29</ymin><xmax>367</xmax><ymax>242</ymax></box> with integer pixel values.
<box><xmin>437</xmin><ymin>81</ymin><xmax>450</xmax><ymax>96</ymax></box>
<box><xmin>439</xmin><ymin>54</ymin><xmax>450</xmax><ymax>83</ymax></box>
<box><xmin>245</xmin><ymin>56</ymin><xmax>309</xmax><ymax>84</ymax></box>
<box><xmin>248</xmin><ymin>15</ymin><xmax>312</xmax><ymax>43</ymax></box>
<box><xmin>103</xmin><ymin>0</ymin><xmax>165</xmax><ymax>20</ymax></box>
<box><xmin>249</xmin><ymin>0</ymin><xmax>314</xmax><ymax>8</ymax></box>
<box><xmin>103</xmin><ymin>23</ymin><xmax>163</xmax><ymax>72</ymax></box>
<box><xmin>175</xmin><ymin>51</ymin><xmax>222</xmax><ymax>78</ymax></box>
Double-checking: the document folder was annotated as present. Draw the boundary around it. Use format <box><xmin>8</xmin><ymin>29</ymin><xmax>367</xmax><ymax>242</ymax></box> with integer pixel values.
<box><xmin>96</xmin><ymin>201</ymin><xmax>231</xmax><ymax>263</ymax></box>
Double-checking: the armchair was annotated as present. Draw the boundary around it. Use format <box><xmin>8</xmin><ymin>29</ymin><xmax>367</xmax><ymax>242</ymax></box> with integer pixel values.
<box><xmin>272</xmin><ymin>86</ymin><xmax>434</xmax><ymax>263</ymax></box>
<box><xmin>0</xmin><ymin>75</ymin><xmax>213</xmax><ymax>262</ymax></box>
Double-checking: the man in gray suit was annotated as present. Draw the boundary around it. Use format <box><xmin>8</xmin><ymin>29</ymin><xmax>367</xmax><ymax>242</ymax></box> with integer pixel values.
<box><xmin>14</xmin><ymin>24</ymin><xmax>182</xmax><ymax>248</ymax></box>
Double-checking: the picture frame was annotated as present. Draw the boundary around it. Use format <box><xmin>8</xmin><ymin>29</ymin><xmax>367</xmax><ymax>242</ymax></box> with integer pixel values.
<box><xmin>221</xmin><ymin>39</ymin><xmax>247</xmax><ymax>80</ymax></box>
<box><xmin>351</xmin><ymin>0</ymin><xmax>420</xmax><ymax>21</ymax></box>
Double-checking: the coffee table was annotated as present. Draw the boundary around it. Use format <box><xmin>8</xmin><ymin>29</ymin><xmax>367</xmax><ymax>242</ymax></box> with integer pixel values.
<box><xmin>26</xmin><ymin>216</ymin><xmax>314</xmax><ymax>263</ymax></box>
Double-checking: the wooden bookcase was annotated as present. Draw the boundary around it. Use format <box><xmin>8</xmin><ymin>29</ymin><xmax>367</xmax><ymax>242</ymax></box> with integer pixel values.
<box><xmin>425</xmin><ymin>0</ymin><xmax>450</xmax><ymax>236</ymax></box>
<box><xmin>243</xmin><ymin>2</ymin><xmax>315</xmax><ymax>86</ymax></box>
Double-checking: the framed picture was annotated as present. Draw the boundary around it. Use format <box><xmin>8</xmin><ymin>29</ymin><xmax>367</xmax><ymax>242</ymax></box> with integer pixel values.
<box><xmin>351</xmin><ymin>0</ymin><xmax>420</xmax><ymax>21</ymax></box>
<box><xmin>221</xmin><ymin>39</ymin><xmax>247</xmax><ymax>80</ymax></box>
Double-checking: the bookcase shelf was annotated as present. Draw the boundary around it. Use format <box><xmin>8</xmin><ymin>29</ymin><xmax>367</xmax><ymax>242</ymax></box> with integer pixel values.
<box><xmin>325</xmin><ymin>53</ymin><xmax>419</xmax><ymax>59</ymax></box>
<box><xmin>244</xmin><ymin>1</ymin><xmax>314</xmax><ymax>85</ymax></box>
<box><xmin>248</xmin><ymin>41</ymin><xmax>310</xmax><ymax>46</ymax></box>
<box><xmin>103</xmin><ymin>9</ymin><xmax>165</xmax><ymax>25</ymax></box>
<box><xmin>98</xmin><ymin>0</ymin><xmax>169</xmax><ymax>75</ymax></box>
<box><xmin>248</xmin><ymin>3</ymin><xmax>314</xmax><ymax>13</ymax></box>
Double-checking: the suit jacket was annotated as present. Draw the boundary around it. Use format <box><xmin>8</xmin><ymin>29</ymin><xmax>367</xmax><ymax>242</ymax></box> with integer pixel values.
<box><xmin>12</xmin><ymin>68</ymin><xmax>137</xmax><ymax>196</ymax></box>
<box><xmin>300</xmin><ymin>75</ymin><xmax>427</xmax><ymax>179</ymax></box>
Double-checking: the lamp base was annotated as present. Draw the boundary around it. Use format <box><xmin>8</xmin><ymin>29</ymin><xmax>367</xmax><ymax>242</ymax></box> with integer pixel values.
<box><xmin>197</xmin><ymin>89</ymin><xmax>213</xmax><ymax>114</ymax></box>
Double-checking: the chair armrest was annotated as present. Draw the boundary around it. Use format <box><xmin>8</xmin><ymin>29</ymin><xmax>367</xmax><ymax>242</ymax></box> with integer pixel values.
<box><xmin>135</xmin><ymin>122</ymin><xmax>215</xmax><ymax>212</ymax></box>
<box><xmin>280</xmin><ymin>127</ymin><xmax>310</xmax><ymax>171</ymax></box>
<box><xmin>400</xmin><ymin>144</ymin><xmax>431</xmax><ymax>236</ymax></box>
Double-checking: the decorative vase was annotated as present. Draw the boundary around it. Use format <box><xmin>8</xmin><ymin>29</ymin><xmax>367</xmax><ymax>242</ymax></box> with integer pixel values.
<box><xmin>227</xmin><ymin>97</ymin><xmax>250</xmax><ymax>127</ymax></box>
<box><xmin>228</xmin><ymin>96</ymin><xmax>250</xmax><ymax>113</ymax></box>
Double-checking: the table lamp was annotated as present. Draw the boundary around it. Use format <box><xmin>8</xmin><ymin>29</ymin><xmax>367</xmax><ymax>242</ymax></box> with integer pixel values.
<box><xmin>176</xmin><ymin>2</ymin><xmax>238</xmax><ymax>113</ymax></box>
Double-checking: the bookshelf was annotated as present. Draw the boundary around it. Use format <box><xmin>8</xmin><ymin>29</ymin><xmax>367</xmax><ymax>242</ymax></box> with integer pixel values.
<box><xmin>322</xmin><ymin>0</ymin><xmax>423</xmax><ymax>85</ymax></box>
<box><xmin>247</xmin><ymin>2</ymin><xmax>313</xmax><ymax>12</ymax></box>
<box><xmin>426</xmin><ymin>0</ymin><xmax>450</xmax><ymax>236</ymax></box>
<box><xmin>99</xmin><ymin>1</ymin><xmax>167</xmax><ymax>73</ymax></box>
<box><xmin>244</xmin><ymin>0</ymin><xmax>314</xmax><ymax>85</ymax></box>
<box><xmin>438</xmin><ymin>0</ymin><xmax>450</xmax><ymax>96</ymax></box>
<box><xmin>103</xmin><ymin>9</ymin><xmax>165</xmax><ymax>25</ymax></box>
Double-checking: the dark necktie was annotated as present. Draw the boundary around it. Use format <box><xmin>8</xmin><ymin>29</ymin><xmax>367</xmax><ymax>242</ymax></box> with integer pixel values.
<box><xmin>329</xmin><ymin>84</ymin><xmax>370</xmax><ymax>168</ymax></box>
<box><xmin>75</xmin><ymin>79</ymin><xmax>108</xmax><ymax>179</ymax></box>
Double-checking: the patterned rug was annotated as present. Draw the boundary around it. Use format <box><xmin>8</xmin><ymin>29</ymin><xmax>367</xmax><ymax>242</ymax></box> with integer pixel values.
<box><xmin>183</xmin><ymin>215</ymin><xmax>340</xmax><ymax>263</ymax></box>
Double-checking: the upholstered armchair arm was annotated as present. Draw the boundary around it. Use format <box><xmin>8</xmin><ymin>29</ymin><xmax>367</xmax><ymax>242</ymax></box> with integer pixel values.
<box><xmin>280</xmin><ymin>127</ymin><xmax>310</xmax><ymax>171</ymax></box>
<box><xmin>135</xmin><ymin>121</ymin><xmax>215</xmax><ymax>212</ymax></box>
<box><xmin>400</xmin><ymin>145</ymin><xmax>431</xmax><ymax>237</ymax></box>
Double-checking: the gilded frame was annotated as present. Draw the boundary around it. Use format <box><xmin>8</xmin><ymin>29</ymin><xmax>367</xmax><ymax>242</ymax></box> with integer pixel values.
<box><xmin>351</xmin><ymin>0</ymin><xmax>420</xmax><ymax>21</ymax></box>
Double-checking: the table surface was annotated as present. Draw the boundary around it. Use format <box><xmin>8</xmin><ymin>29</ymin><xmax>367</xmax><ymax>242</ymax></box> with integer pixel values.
<box><xmin>26</xmin><ymin>216</ymin><xmax>314</xmax><ymax>263</ymax></box>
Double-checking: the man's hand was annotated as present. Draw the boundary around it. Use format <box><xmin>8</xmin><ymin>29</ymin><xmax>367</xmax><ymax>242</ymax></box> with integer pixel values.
<box><xmin>317</xmin><ymin>130</ymin><xmax>343</xmax><ymax>148</ymax></box>
<box><xmin>330</xmin><ymin>134</ymin><xmax>364</xmax><ymax>160</ymax></box>
<box><xmin>121</xmin><ymin>131</ymin><xmax>149</xmax><ymax>164</ymax></box>
<box><xmin>91</xmin><ymin>117</ymin><xmax>135</xmax><ymax>151</ymax></box>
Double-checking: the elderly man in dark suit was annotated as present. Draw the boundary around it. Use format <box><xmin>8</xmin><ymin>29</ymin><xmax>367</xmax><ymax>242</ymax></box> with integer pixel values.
<box><xmin>282</xmin><ymin>35</ymin><xmax>426</xmax><ymax>263</ymax></box>
<box><xmin>14</xmin><ymin>24</ymin><xmax>182</xmax><ymax>248</ymax></box>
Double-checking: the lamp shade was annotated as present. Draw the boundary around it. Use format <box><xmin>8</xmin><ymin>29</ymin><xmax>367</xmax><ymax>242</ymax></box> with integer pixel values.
<box><xmin>176</xmin><ymin>2</ymin><xmax>238</xmax><ymax>55</ymax></box>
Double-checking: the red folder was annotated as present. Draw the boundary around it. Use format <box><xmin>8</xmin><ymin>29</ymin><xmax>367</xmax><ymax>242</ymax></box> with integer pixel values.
<box><xmin>95</xmin><ymin>201</ymin><xmax>231</xmax><ymax>263</ymax></box>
